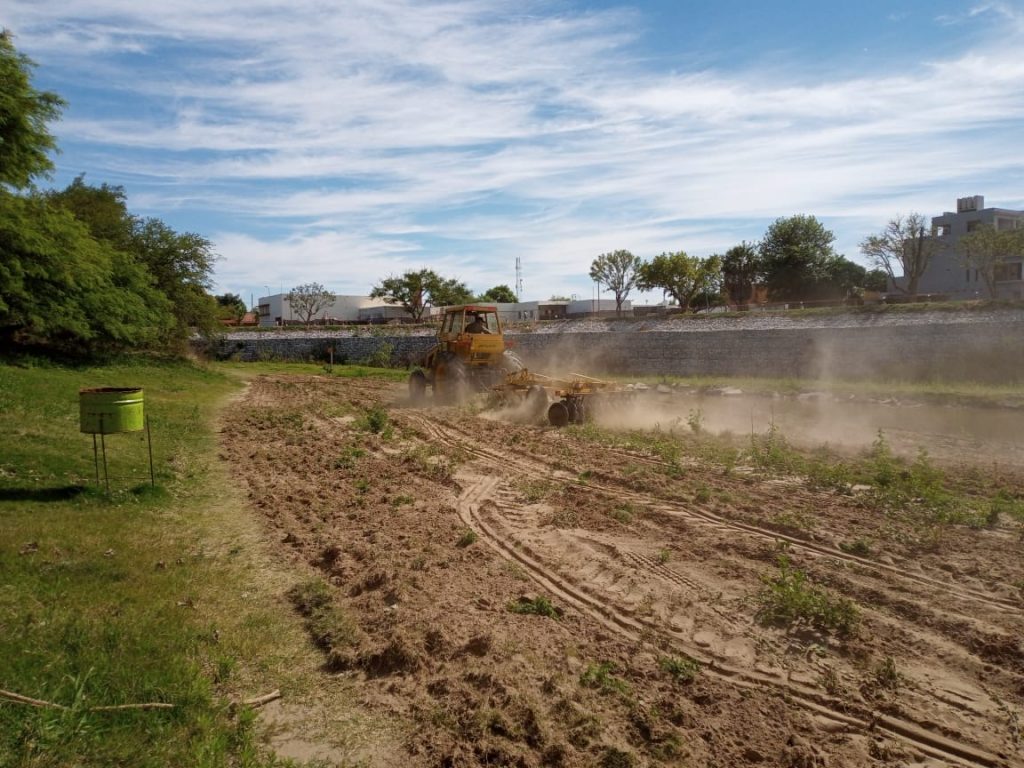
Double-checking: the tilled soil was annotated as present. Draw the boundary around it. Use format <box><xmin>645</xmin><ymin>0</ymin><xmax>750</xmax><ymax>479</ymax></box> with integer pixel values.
<box><xmin>221</xmin><ymin>375</ymin><xmax>1024</xmax><ymax>768</ymax></box>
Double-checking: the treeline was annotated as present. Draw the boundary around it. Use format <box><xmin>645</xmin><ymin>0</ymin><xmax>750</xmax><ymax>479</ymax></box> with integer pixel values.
<box><xmin>0</xmin><ymin>32</ymin><xmax>219</xmax><ymax>356</ymax></box>
<box><xmin>591</xmin><ymin>215</ymin><xmax>889</xmax><ymax>316</ymax></box>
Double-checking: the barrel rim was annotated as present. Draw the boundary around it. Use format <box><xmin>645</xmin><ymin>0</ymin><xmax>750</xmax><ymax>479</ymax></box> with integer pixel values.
<box><xmin>79</xmin><ymin>387</ymin><xmax>143</xmax><ymax>395</ymax></box>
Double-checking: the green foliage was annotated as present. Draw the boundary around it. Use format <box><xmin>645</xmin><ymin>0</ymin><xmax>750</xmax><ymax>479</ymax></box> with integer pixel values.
<box><xmin>215</xmin><ymin>293</ymin><xmax>247</xmax><ymax>321</ymax></box>
<box><xmin>759</xmin><ymin>214</ymin><xmax>838</xmax><ymax>301</ymax></box>
<box><xmin>658</xmin><ymin>655</ymin><xmax>700</xmax><ymax>683</ymax></box>
<box><xmin>456</xmin><ymin>529</ymin><xmax>478</xmax><ymax>548</ymax></box>
<box><xmin>0</xmin><ymin>32</ymin><xmax>65</xmax><ymax>189</ymax></box>
<box><xmin>959</xmin><ymin>224</ymin><xmax>1024</xmax><ymax>298</ymax></box>
<box><xmin>369</xmin><ymin>269</ymin><xmax>472</xmax><ymax>321</ymax></box>
<box><xmin>0</xmin><ymin>191</ymin><xmax>174</xmax><ymax>354</ymax></box>
<box><xmin>637</xmin><ymin>251</ymin><xmax>723</xmax><ymax>312</ymax></box>
<box><xmin>358</xmin><ymin>405</ymin><xmax>391</xmax><ymax>435</ymax></box>
<box><xmin>0</xmin><ymin>361</ymin><xmax>294</xmax><ymax>765</ymax></box>
<box><xmin>508</xmin><ymin>595</ymin><xmax>561</xmax><ymax>619</ymax></box>
<box><xmin>721</xmin><ymin>241</ymin><xmax>761</xmax><ymax>306</ymax></box>
<box><xmin>287</xmin><ymin>282</ymin><xmax>336</xmax><ymax>325</ymax></box>
<box><xmin>478</xmin><ymin>284</ymin><xmax>517</xmax><ymax>303</ymax></box>
<box><xmin>580</xmin><ymin>662</ymin><xmax>630</xmax><ymax>696</ymax></box>
<box><xmin>590</xmin><ymin>250</ymin><xmax>641</xmax><ymax>316</ymax></box>
<box><xmin>755</xmin><ymin>556</ymin><xmax>859</xmax><ymax>635</ymax></box>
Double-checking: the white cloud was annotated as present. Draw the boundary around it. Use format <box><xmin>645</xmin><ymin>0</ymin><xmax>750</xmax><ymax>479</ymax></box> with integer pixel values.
<box><xmin>4</xmin><ymin>0</ymin><xmax>1024</xmax><ymax>300</ymax></box>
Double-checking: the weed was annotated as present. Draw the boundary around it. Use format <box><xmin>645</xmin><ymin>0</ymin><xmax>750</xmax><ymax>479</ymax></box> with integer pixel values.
<box><xmin>580</xmin><ymin>662</ymin><xmax>630</xmax><ymax>696</ymax></box>
<box><xmin>456</xmin><ymin>529</ymin><xmax>478</xmax><ymax>548</ymax></box>
<box><xmin>410</xmin><ymin>555</ymin><xmax>427</xmax><ymax>571</ymax></box>
<box><xmin>515</xmin><ymin>478</ymin><xmax>553</xmax><ymax>502</ymax></box>
<box><xmin>658</xmin><ymin>655</ymin><xmax>700</xmax><ymax>683</ymax></box>
<box><xmin>694</xmin><ymin>486</ymin><xmax>712</xmax><ymax>504</ymax></box>
<box><xmin>508</xmin><ymin>595</ymin><xmax>561</xmax><ymax>619</ymax></box>
<box><xmin>333</xmin><ymin>445</ymin><xmax>366</xmax><ymax>469</ymax></box>
<box><xmin>390</xmin><ymin>494</ymin><xmax>414</xmax><ymax>508</ymax></box>
<box><xmin>820</xmin><ymin>666</ymin><xmax>843</xmax><ymax>696</ymax></box>
<box><xmin>755</xmin><ymin>556</ymin><xmax>859</xmax><ymax>635</ymax></box>
<box><xmin>990</xmin><ymin>490</ymin><xmax>1024</xmax><ymax>524</ymax></box>
<box><xmin>874</xmin><ymin>656</ymin><xmax>900</xmax><ymax>690</ymax></box>
<box><xmin>657</xmin><ymin>548</ymin><xmax>671</xmax><ymax>564</ymax></box>
<box><xmin>287</xmin><ymin>579</ymin><xmax>358</xmax><ymax>656</ymax></box>
<box><xmin>358</xmin><ymin>405</ymin><xmax>391</xmax><ymax>436</ymax></box>
<box><xmin>610</xmin><ymin>503</ymin><xmax>634</xmax><ymax>524</ymax></box>
<box><xmin>838</xmin><ymin>539</ymin><xmax>872</xmax><ymax>557</ymax></box>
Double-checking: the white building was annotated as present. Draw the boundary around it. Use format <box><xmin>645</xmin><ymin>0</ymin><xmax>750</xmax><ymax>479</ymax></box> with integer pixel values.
<box><xmin>256</xmin><ymin>294</ymin><xmax>399</xmax><ymax>326</ymax></box>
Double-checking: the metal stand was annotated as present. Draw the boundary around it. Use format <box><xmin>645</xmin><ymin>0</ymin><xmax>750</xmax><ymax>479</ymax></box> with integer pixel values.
<box><xmin>146</xmin><ymin>415</ymin><xmax>155</xmax><ymax>487</ymax></box>
<box><xmin>100</xmin><ymin>414</ymin><xmax>110</xmax><ymax>494</ymax></box>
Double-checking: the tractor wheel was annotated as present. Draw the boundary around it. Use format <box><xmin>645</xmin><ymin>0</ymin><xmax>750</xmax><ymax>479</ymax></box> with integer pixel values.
<box><xmin>441</xmin><ymin>357</ymin><xmax>470</xmax><ymax>404</ymax></box>
<box><xmin>408</xmin><ymin>370</ymin><xmax>428</xmax><ymax>404</ymax></box>
<box><xmin>548</xmin><ymin>401</ymin><xmax>570</xmax><ymax>427</ymax></box>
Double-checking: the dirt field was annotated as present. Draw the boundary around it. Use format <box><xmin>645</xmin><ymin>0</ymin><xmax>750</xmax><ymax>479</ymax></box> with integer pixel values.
<box><xmin>221</xmin><ymin>375</ymin><xmax>1024</xmax><ymax>768</ymax></box>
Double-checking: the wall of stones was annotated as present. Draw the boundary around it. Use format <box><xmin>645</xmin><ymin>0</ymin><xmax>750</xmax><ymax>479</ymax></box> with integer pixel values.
<box><xmin>207</xmin><ymin>320</ymin><xmax>1024</xmax><ymax>384</ymax></box>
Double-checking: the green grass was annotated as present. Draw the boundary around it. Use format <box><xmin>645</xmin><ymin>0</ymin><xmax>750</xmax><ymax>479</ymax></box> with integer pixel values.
<box><xmin>213</xmin><ymin>359</ymin><xmax>408</xmax><ymax>382</ymax></box>
<box><xmin>0</xmin><ymin>358</ymin><xmax>312</xmax><ymax>766</ymax></box>
<box><xmin>507</xmin><ymin>595</ymin><xmax>561</xmax><ymax>619</ymax></box>
<box><xmin>579</xmin><ymin>662</ymin><xmax>630</xmax><ymax>697</ymax></box>
<box><xmin>658</xmin><ymin>655</ymin><xmax>700</xmax><ymax>684</ymax></box>
<box><xmin>755</xmin><ymin>556</ymin><xmax>859</xmax><ymax>636</ymax></box>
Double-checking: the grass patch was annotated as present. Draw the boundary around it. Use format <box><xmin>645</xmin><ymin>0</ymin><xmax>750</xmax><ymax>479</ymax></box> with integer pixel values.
<box><xmin>456</xmin><ymin>529</ymin><xmax>478</xmax><ymax>548</ymax></box>
<box><xmin>755</xmin><ymin>556</ymin><xmax>859</xmax><ymax>636</ymax></box>
<box><xmin>508</xmin><ymin>595</ymin><xmax>562</xmax><ymax>619</ymax></box>
<box><xmin>579</xmin><ymin>662</ymin><xmax>630</xmax><ymax>697</ymax></box>
<box><xmin>658</xmin><ymin>655</ymin><xmax>700</xmax><ymax>683</ymax></box>
<box><xmin>0</xmin><ymin>359</ymin><xmax>297</xmax><ymax>766</ymax></box>
<box><xmin>357</xmin><ymin>405</ymin><xmax>391</xmax><ymax>436</ymax></box>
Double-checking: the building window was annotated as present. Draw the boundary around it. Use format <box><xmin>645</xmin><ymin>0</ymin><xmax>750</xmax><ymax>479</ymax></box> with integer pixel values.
<box><xmin>965</xmin><ymin>269</ymin><xmax>970</xmax><ymax>283</ymax></box>
<box><xmin>258</xmin><ymin>303</ymin><xmax>270</xmax><ymax>317</ymax></box>
<box><xmin>936</xmin><ymin>224</ymin><xmax>951</xmax><ymax>236</ymax></box>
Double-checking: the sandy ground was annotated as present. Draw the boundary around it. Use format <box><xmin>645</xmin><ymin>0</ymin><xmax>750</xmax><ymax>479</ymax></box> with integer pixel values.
<box><xmin>220</xmin><ymin>375</ymin><xmax>1024</xmax><ymax>768</ymax></box>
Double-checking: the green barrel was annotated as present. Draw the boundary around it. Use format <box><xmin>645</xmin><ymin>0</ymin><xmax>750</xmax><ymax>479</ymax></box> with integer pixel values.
<box><xmin>79</xmin><ymin>387</ymin><xmax>145</xmax><ymax>434</ymax></box>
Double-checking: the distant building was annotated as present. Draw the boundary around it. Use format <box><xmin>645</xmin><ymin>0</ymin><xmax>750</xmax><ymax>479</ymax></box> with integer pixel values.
<box><xmin>256</xmin><ymin>294</ymin><xmax>400</xmax><ymax>326</ymax></box>
<box><xmin>897</xmin><ymin>195</ymin><xmax>1024</xmax><ymax>300</ymax></box>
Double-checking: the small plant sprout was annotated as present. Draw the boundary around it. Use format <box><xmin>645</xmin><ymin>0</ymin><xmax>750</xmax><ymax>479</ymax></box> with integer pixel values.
<box><xmin>456</xmin><ymin>529</ymin><xmax>478</xmax><ymax>548</ymax></box>
<box><xmin>658</xmin><ymin>655</ymin><xmax>700</xmax><ymax>683</ymax></box>
<box><xmin>508</xmin><ymin>595</ymin><xmax>561</xmax><ymax>619</ymax></box>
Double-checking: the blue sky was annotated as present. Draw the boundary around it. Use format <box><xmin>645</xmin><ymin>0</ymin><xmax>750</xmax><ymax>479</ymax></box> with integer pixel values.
<box><xmin>4</xmin><ymin>0</ymin><xmax>1024</xmax><ymax>305</ymax></box>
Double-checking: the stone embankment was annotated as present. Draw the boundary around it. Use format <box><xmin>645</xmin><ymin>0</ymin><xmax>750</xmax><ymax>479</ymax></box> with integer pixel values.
<box><xmin>207</xmin><ymin>308</ymin><xmax>1024</xmax><ymax>384</ymax></box>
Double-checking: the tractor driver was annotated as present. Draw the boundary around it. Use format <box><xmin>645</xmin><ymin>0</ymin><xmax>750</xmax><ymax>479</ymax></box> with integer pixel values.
<box><xmin>465</xmin><ymin>313</ymin><xmax>490</xmax><ymax>334</ymax></box>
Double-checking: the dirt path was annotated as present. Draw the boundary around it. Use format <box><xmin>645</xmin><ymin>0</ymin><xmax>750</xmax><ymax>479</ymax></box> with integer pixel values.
<box><xmin>221</xmin><ymin>374</ymin><xmax>1024</xmax><ymax>767</ymax></box>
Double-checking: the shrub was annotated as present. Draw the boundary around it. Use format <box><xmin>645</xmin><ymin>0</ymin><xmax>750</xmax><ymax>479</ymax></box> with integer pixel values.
<box><xmin>755</xmin><ymin>556</ymin><xmax>858</xmax><ymax>635</ymax></box>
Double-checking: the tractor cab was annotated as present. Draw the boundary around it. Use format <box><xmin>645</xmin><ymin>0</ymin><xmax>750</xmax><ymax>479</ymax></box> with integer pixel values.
<box><xmin>437</xmin><ymin>305</ymin><xmax>506</xmax><ymax>367</ymax></box>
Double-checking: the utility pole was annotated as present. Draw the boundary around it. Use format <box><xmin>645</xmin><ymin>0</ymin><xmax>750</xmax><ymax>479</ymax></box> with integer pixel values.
<box><xmin>515</xmin><ymin>256</ymin><xmax>524</xmax><ymax>302</ymax></box>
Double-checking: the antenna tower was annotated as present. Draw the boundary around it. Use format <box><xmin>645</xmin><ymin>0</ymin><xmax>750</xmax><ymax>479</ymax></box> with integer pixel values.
<box><xmin>515</xmin><ymin>256</ymin><xmax>524</xmax><ymax>301</ymax></box>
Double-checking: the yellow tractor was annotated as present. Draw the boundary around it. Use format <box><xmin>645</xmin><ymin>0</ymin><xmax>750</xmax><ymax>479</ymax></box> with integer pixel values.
<box><xmin>409</xmin><ymin>305</ymin><xmax>529</xmax><ymax>403</ymax></box>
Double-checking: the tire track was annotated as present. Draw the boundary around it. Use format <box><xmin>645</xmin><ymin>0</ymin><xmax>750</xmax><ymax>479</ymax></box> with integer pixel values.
<box><xmin>405</xmin><ymin>411</ymin><xmax>1018</xmax><ymax>615</ymax></box>
<box><xmin>454</xmin><ymin>472</ymin><xmax>1003</xmax><ymax>768</ymax></box>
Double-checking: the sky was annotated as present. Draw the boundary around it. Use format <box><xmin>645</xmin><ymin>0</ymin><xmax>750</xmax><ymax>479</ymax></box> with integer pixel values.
<box><xmin>4</xmin><ymin>0</ymin><xmax>1024</xmax><ymax>305</ymax></box>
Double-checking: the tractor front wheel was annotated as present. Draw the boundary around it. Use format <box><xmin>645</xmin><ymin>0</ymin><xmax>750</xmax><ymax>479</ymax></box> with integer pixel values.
<box><xmin>548</xmin><ymin>401</ymin><xmax>569</xmax><ymax>427</ymax></box>
<box><xmin>409</xmin><ymin>370</ymin><xmax>428</xmax><ymax>404</ymax></box>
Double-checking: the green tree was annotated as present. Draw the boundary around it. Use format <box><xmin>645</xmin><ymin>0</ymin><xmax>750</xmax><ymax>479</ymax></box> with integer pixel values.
<box><xmin>370</xmin><ymin>269</ymin><xmax>472</xmax><ymax>322</ymax></box>
<box><xmin>287</xmin><ymin>282</ymin><xmax>335</xmax><ymax>326</ymax></box>
<box><xmin>759</xmin><ymin>215</ymin><xmax>837</xmax><ymax>301</ymax></box>
<box><xmin>46</xmin><ymin>175</ymin><xmax>135</xmax><ymax>248</ymax></box>
<box><xmin>721</xmin><ymin>241</ymin><xmax>761</xmax><ymax>308</ymax></box>
<box><xmin>637</xmin><ymin>251</ymin><xmax>723</xmax><ymax>312</ymax></box>
<box><xmin>865</xmin><ymin>268</ymin><xmax>888</xmax><ymax>293</ymax></box>
<box><xmin>958</xmin><ymin>224</ymin><xmax>1024</xmax><ymax>298</ymax></box>
<box><xmin>479</xmin><ymin>284</ymin><xmax>517</xmax><ymax>303</ymax></box>
<box><xmin>130</xmin><ymin>218</ymin><xmax>219</xmax><ymax>338</ymax></box>
<box><xmin>215</xmin><ymin>293</ymin><xmax>247</xmax><ymax>322</ymax></box>
<box><xmin>0</xmin><ymin>31</ymin><xmax>65</xmax><ymax>189</ymax></box>
<box><xmin>0</xmin><ymin>191</ymin><xmax>172</xmax><ymax>353</ymax></box>
<box><xmin>589</xmin><ymin>249</ymin><xmax>641</xmax><ymax>316</ymax></box>
<box><xmin>859</xmin><ymin>213</ymin><xmax>937</xmax><ymax>297</ymax></box>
